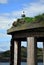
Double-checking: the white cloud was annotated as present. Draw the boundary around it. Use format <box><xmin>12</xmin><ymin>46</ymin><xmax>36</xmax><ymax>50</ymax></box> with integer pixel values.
<box><xmin>0</xmin><ymin>48</ymin><xmax>6</xmax><ymax>51</ymax></box>
<box><xmin>22</xmin><ymin>2</ymin><xmax>44</xmax><ymax>17</ymax></box>
<box><xmin>0</xmin><ymin>45</ymin><xmax>10</xmax><ymax>51</ymax></box>
<box><xmin>0</xmin><ymin>33</ymin><xmax>11</xmax><ymax>38</ymax></box>
<box><xmin>0</xmin><ymin>42</ymin><xmax>10</xmax><ymax>47</ymax></box>
<box><xmin>39</xmin><ymin>0</ymin><xmax>44</xmax><ymax>3</ymax></box>
<box><xmin>37</xmin><ymin>42</ymin><xmax>43</xmax><ymax>48</ymax></box>
<box><xmin>12</xmin><ymin>10</ymin><xmax>23</xmax><ymax>17</ymax></box>
<box><xmin>21</xmin><ymin>41</ymin><xmax>27</xmax><ymax>47</ymax></box>
<box><xmin>0</xmin><ymin>15</ymin><xmax>17</xmax><ymax>30</ymax></box>
<box><xmin>9</xmin><ymin>1</ymin><xmax>44</xmax><ymax>17</ymax></box>
<box><xmin>0</xmin><ymin>41</ymin><xmax>10</xmax><ymax>51</ymax></box>
<box><xmin>0</xmin><ymin>0</ymin><xmax>8</xmax><ymax>4</ymax></box>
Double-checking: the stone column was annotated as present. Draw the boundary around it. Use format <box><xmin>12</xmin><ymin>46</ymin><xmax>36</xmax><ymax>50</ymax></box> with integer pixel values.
<box><xmin>14</xmin><ymin>40</ymin><xmax>21</xmax><ymax>65</ymax></box>
<box><xmin>14</xmin><ymin>41</ymin><xmax>18</xmax><ymax>65</ymax></box>
<box><xmin>27</xmin><ymin>37</ymin><xmax>37</xmax><ymax>65</ymax></box>
<box><xmin>10</xmin><ymin>39</ymin><xmax>14</xmax><ymax>65</ymax></box>
<box><xmin>17</xmin><ymin>41</ymin><xmax>21</xmax><ymax>65</ymax></box>
<box><xmin>43</xmin><ymin>42</ymin><xmax>44</xmax><ymax>65</ymax></box>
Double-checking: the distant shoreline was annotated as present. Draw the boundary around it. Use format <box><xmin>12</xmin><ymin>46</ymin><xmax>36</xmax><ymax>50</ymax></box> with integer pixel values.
<box><xmin>0</xmin><ymin>59</ymin><xmax>43</xmax><ymax>62</ymax></box>
<box><xmin>0</xmin><ymin>59</ymin><xmax>10</xmax><ymax>62</ymax></box>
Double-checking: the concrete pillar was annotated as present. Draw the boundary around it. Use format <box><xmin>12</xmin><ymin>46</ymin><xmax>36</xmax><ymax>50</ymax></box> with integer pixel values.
<box><xmin>14</xmin><ymin>40</ymin><xmax>21</xmax><ymax>65</ymax></box>
<box><xmin>17</xmin><ymin>41</ymin><xmax>21</xmax><ymax>65</ymax></box>
<box><xmin>14</xmin><ymin>41</ymin><xmax>18</xmax><ymax>65</ymax></box>
<box><xmin>27</xmin><ymin>37</ymin><xmax>37</xmax><ymax>65</ymax></box>
<box><xmin>43</xmin><ymin>42</ymin><xmax>44</xmax><ymax>65</ymax></box>
<box><xmin>10</xmin><ymin>39</ymin><xmax>14</xmax><ymax>65</ymax></box>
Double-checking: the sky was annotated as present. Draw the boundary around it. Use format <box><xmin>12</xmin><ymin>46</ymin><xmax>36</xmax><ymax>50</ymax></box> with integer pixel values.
<box><xmin>0</xmin><ymin>0</ymin><xmax>44</xmax><ymax>52</ymax></box>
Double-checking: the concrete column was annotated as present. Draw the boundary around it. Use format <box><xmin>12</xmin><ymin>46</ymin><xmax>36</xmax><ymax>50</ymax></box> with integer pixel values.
<box><xmin>17</xmin><ymin>41</ymin><xmax>21</xmax><ymax>65</ymax></box>
<box><xmin>14</xmin><ymin>40</ymin><xmax>21</xmax><ymax>65</ymax></box>
<box><xmin>43</xmin><ymin>42</ymin><xmax>44</xmax><ymax>65</ymax></box>
<box><xmin>10</xmin><ymin>39</ymin><xmax>14</xmax><ymax>65</ymax></box>
<box><xmin>27</xmin><ymin>37</ymin><xmax>37</xmax><ymax>65</ymax></box>
<box><xmin>14</xmin><ymin>41</ymin><xmax>18</xmax><ymax>65</ymax></box>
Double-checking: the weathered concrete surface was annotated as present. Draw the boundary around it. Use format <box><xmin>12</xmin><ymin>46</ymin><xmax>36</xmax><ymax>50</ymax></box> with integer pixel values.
<box><xmin>10</xmin><ymin>39</ymin><xmax>14</xmax><ymax>65</ymax></box>
<box><xmin>7</xmin><ymin>19</ymin><xmax>44</xmax><ymax>34</ymax></box>
<box><xmin>27</xmin><ymin>37</ymin><xmax>37</xmax><ymax>65</ymax></box>
<box><xmin>12</xmin><ymin>31</ymin><xmax>44</xmax><ymax>38</ymax></box>
<box><xmin>14</xmin><ymin>41</ymin><xmax>18</xmax><ymax>65</ymax></box>
<box><xmin>14</xmin><ymin>40</ymin><xmax>21</xmax><ymax>65</ymax></box>
<box><xmin>17</xmin><ymin>41</ymin><xmax>21</xmax><ymax>65</ymax></box>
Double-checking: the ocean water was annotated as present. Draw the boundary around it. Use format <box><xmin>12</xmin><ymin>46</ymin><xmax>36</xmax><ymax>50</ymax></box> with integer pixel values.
<box><xmin>0</xmin><ymin>62</ymin><xmax>43</xmax><ymax>65</ymax></box>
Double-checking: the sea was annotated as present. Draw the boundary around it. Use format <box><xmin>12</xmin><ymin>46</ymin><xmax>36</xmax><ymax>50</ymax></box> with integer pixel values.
<box><xmin>0</xmin><ymin>62</ymin><xmax>43</xmax><ymax>65</ymax></box>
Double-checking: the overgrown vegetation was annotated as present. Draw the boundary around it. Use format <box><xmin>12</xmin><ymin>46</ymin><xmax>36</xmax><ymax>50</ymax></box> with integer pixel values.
<box><xmin>13</xmin><ymin>13</ymin><xmax>44</xmax><ymax>27</ymax></box>
<box><xmin>22</xmin><ymin>13</ymin><xmax>44</xmax><ymax>23</ymax></box>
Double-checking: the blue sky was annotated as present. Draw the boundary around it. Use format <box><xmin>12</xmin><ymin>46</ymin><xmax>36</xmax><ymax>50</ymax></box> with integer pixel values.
<box><xmin>0</xmin><ymin>0</ymin><xmax>44</xmax><ymax>51</ymax></box>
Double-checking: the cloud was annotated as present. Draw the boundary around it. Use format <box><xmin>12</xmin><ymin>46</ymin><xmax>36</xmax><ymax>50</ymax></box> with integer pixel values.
<box><xmin>0</xmin><ymin>46</ymin><xmax>10</xmax><ymax>51</ymax></box>
<box><xmin>0</xmin><ymin>33</ymin><xmax>10</xmax><ymax>52</ymax></box>
<box><xmin>22</xmin><ymin>2</ymin><xmax>44</xmax><ymax>17</ymax></box>
<box><xmin>0</xmin><ymin>15</ymin><xmax>17</xmax><ymax>30</ymax></box>
<box><xmin>0</xmin><ymin>0</ymin><xmax>8</xmax><ymax>4</ymax></box>
<box><xmin>0</xmin><ymin>32</ymin><xmax>11</xmax><ymax>42</ymax></box>
<box><xmin>0</xmin><ymin>41</ymin><xmax>10</xmax><ymax>46</ymax></box>
<box><xmin>0</xmin><ymin>48</ymin><xmax>6</xmax><ymax>51</ymax></box>
<box><xmin>37</xmin><ymin>42</ymin><xmax>43</xmax><ymax>48</ymax></box>
<box><xmin>39</xmin><ymin>0</ymin><xmax>44</xmax><ymax>3</ymax></box>
<box><xmin>21</xmin><ymin>41</ymin><xmax>27</xmax><ymax>47</ymax></box>
<box><xmin>9</xmin><ymin>1</ymin><xmax>44</xmax><ymax>17</ymax></box>
<box><xmin>0</xmin><ymin>41</ymin><xmax>10</xmax><ymax>51</ymax></box>
<box><xmin>0</xmin><ymin>33</ymin><xmax>11</xmax><ymax>39</ymax></box>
